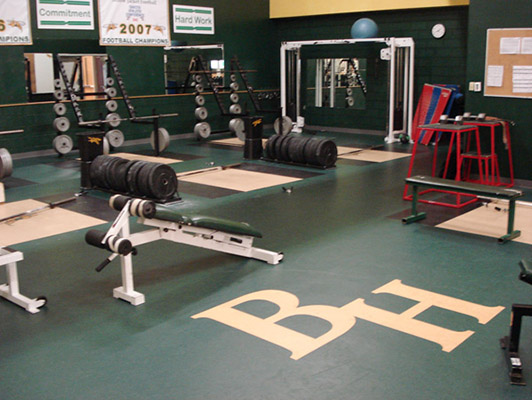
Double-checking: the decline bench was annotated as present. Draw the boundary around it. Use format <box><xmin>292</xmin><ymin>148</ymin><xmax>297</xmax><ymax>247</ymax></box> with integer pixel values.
<box><xmin>403</xmin><ymin>175</ymin><xmax>523</xmax><ymax>243</ymax></box>
<box><xmin>86</xmin><ymin>195</ymin><xmax>283</xmax><ymax>305</ymax></box>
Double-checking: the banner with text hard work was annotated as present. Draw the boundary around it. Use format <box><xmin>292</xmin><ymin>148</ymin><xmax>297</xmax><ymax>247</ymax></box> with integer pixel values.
<box><xmin>173</xmin><ymin>4</ymin><xmax>214</xmax><ymax>35</ymax></box>
<box><xmin>36</xmin><ymin>0</ymin><xmax>95</xmax><ymax>30</ymax></box>
<box><xmin>0</xmin><ymin>0</ymin><xmax>32</xmax><ymax>45</ymax></box>
<box><xmin>98</xmin><ymin>0</ymin><xmax>170</xmax><ymax>46</ymax></box>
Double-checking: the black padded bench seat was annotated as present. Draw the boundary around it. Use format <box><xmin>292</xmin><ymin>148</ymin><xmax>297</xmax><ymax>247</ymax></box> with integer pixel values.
<box><xmin>154</xmin><ymin>204</ymin><xmax>263</xmax><ymax>238</ymax></box>
<box><xmin>403</xmin><ymin>175</ymin><xmax>523</xmax><ymax>243</ymax></box>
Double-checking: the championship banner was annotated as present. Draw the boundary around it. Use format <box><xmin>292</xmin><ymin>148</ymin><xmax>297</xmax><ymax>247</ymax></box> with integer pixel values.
<box><xmin>173</xmin><ymin>5</ymin><xmax>214</xmax><ymax>35</ymax></box>
<box><xmin>36</xmin><ymin>0</ymin><xmax>95</xmax><ymax>30</ymax></box>
<box><xmin>98</xmin><ymin>0</ymin><xmax>170</xmax><ymax>46</ymax></box>
<box><xmin>0</xmin><ymin>0</ymin><xmax>32</xmax><ymax>45</ymax></box>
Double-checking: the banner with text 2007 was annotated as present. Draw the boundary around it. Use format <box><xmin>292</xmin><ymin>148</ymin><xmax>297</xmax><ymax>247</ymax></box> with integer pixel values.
<box><xmin>0</xmin><ymin>0</ymin><xmax>32</xmax><ymax>45</ymax></box>
<box><xmin>98</xmin><ymin>0</ymin><xmax>170</xmax><ymax>47</ymax></box>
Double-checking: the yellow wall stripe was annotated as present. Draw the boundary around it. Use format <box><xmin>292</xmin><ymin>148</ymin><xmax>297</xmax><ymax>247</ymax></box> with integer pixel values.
<box><xmin>270</xmin><ymin>0</ymin><xmax>469</xmax><ymax>19</ymax></box>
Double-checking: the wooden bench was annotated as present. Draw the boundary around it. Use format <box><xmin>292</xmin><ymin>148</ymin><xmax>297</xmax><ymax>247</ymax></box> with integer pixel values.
<box><xmin>403</xmin><ymin>175</ymin><xmax>523</xmax><ymax>243</ymax></box>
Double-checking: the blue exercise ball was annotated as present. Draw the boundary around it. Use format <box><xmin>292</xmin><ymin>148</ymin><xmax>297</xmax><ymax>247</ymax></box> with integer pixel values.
<box><xmin>350</xmin><ymin>18</ymin><xmax>379</xmax><ymax>39</ymax></box>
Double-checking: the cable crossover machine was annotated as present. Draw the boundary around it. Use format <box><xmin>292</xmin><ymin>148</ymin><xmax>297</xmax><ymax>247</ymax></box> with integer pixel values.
<box><xmin>280</xmin><ymin>37</ymin><xmax>414</xmax><ymax>143</ymax></box>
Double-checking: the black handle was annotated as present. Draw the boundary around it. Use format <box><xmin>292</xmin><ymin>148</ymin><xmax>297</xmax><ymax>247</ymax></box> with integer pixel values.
<box><xmin>95</xmin><ymin>258</ymin><xmax>111</xmax><ymax>272</ymax></box>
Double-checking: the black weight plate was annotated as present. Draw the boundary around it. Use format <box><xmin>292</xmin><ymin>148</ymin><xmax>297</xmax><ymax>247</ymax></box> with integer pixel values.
<box><xmin>136</xmin><ymin>162</ymin><xmax>158</xmax><ymax>198</ymax></box>
<box><xmin>89</xmin><ymin>155</ymin><xmax>111</xmax><ymax>188</ymax></box>
<box><xmin>126</xmin><ymin>160</ymin><xmax>147</xmax><ymax>196</ymax></box>
<box><xmin>280</xmin><ymin>136</ymin><xmax>295</xmax><ymax>161</ymax></box>
<box><xmin>316</xmin><ymin>139</ymin><xmax>338</xmax><ymax>168</ymax></box>
<box><xmin>103</xmin><ymin>157</ymin><xmax>123</xmax><ymax>190</ymax></box>
<box><xmin>294</xmin><ymin>138</ymin><xmax>311</xmax><ymax>164</ymax></box>
<box><xmin>287</xmin><ymin>137</ymin><xmax>304</xmax><ymax>163</ymax></box>
<box><xmin>266</xmin><ymin>135</ymin><xmax>280</xmax><ymax>160</ymax></box>
<box><xmin>148</xmin><ymin>164</ymin><xmax>178</xmax><ymax>201</ymax></box>
<box><xmin>303</xmin><ymin>138</ymin><xmax>321</xmax><ymax>165</ymax></box>
<box><xmin>264</xmin><ymin>136</ymin><xmax>274</xmax><ymax>159</ymax></box>
<box><xmin>108</xmin><ymin>158</ymin><xmax>134</xmax><ymax>193</ymax></box>
<box><xmin>92</xmin><ymin>155</ymin><xmax>116</xmax><ymax>189</ymax></box>
<box><xmin>274</xmin><ymin>135</ymin><xmax>289</xmax><ymax>161</ymax></box>
<box><xmin>105</xmin><ymin>157</ymin><xmax>127</xmax><ymax>192</ymax></box>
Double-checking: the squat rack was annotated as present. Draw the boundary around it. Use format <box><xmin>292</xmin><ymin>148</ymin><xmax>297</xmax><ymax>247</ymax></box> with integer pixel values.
<box><xmin>280</xmin><ymin>37</ymin><xmax>415</xmax><ymax>143</ymax></box>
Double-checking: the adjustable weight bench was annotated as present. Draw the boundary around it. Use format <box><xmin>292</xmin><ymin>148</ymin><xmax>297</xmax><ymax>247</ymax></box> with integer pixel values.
<box><xmin>403</xmin><ymin>175</ymin><xmax>523</xmax><ymax>243</ymax></box>
<box><xmin>85</xmin><ymin>195</ymin><xmax>283</xmax><ymax>305</ymax></box>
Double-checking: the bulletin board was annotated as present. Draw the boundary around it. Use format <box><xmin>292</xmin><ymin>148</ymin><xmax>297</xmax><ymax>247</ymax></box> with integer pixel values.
<box><xmin>484</xmin><ymin>28</ymin><xmax>532</xmax><ymax>99</ymax></box>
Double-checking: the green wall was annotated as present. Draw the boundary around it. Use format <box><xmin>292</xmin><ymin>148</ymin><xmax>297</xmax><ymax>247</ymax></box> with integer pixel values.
<box><xmin>0</xmin><ymin>0</ymin><xmax>276</xmax><ymax>154</ymax></box>
<box><xmin>466</xmin><ymin>0</ymin><xmax>532</xmax><ymax>181</ymax></box>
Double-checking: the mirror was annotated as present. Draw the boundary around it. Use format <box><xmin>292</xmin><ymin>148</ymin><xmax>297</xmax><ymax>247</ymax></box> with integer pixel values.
<box><xmin>163</xmin><ymin>44</ymin><xmax>224</xmax><ymax>94</ymax></box>
<box><xmin>25</xmin><ymin>53</ymin><xmax>54</xmax><ymax>102</ymax></box>
<box><xmin>305</xmin><ymin>57</ymin><xmax>366</xmax><ymax>109</ymax></box>
<box><xmin>25</xmin><ymin>53</ymin><xmax>109</xmax><ymax>102</ymax></box>
<box><xmin>57</xmin><ymin>54</ymin><xmax>109</xmax><ymax>100</ymax></box>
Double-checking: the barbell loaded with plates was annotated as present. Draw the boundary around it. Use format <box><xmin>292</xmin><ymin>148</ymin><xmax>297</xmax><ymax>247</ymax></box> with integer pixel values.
<box><xmin>265</xmin><ymin>134</ymin><xmax>337</xmax><ymax>168</ymax></box>
<box><xmin>89</xmin><ymin>155</ymin><xmax>178</xmax><ymax>201</ymax></box>
<box><xmin>106</xmin><ymin>113</ymin><xmax>121</xmax><ymax>128</ymax></box>
<box><xmin>0</xmin><ymin>148</ymin><xmax>13</xmax><ymax>179</ymax></box>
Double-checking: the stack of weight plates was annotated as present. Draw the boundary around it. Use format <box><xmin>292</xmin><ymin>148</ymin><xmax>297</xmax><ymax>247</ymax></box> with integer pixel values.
<box><xmin>89</xmin><ymin>155</ymin><xmax>178</xmax><ymax>202</ymax></box>
<box><xmin>264</xmin><ymin>135</ymin><xmax>337</xmax><ymax>168</ymax></box>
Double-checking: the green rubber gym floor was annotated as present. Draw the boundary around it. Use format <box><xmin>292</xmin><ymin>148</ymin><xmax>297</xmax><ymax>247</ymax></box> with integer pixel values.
<box><xmin>1</xmin><ymin>130</ymin><xmax>532</xmax><ymax>400</ymax></box>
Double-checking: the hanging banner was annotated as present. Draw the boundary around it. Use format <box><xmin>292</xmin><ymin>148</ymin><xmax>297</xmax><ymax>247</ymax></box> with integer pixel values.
<box><xmin>98</xmin><ymin>0</ymin><xmax>170</xmax><ymax>46</ymax></box>
<box><xmin>36</xmin><ymin>0</ymin><xmax>95</xmax><ymax>30</ymax></box>
<box><xmin>173</xmin><ymin>4</ymin><xmax>215</xmax><ymax>35</ymax></box>
<box><xmin>0</xmin><ymin>0</ymin><xmax>32</xmax><ymax>45</ymax></box>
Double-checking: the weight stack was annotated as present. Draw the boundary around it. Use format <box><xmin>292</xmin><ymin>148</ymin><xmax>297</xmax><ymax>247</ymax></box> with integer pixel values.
<box><xmin>77</xmin><ymin>131</ymin><xmax>105</xmax><ymax>190</ymax></box>
<box><xmin>243</xmin><ymin>116</ymin><xmax>263</xmax><ymax>160</ymax></box>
